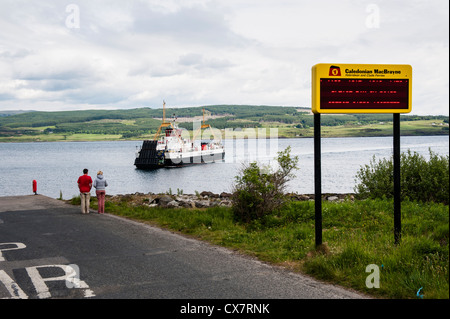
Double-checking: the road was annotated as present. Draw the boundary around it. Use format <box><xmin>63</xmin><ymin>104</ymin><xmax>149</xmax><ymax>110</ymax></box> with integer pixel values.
<box><xmin>0</xmin><ymin>195</ymin><xmax>368</xmax><ymax>302</ymax></box>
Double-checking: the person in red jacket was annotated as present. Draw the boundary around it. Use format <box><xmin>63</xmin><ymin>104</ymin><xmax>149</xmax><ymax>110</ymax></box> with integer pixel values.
<box><xmin>77</xmin><ymin>168</ymin><xmax>93</xmax><ymax>214</ymax></box>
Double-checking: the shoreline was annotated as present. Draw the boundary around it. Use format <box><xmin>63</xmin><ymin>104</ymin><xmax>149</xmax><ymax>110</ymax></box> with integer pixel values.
<box><xmin>103</xmin><ymin>191</ymin><xmax>356</xmax><ymax>209</ymax></box>
<box><xmin>1</xmin><ymin>132</ymin><xmax>448</xmax><ymax>144</ymax></box>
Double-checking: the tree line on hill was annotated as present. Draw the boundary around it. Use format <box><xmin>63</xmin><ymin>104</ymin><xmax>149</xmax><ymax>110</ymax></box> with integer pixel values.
<box><xmin>0</xmin><ymin>105</ymin><xmax>448</xmax><ymax>138</ymax></box>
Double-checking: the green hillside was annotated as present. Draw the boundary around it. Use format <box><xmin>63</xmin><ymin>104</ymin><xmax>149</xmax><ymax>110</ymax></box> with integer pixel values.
<box><xmin>0</xmin><ymin>105</ymin><xmax>448</xmax><ymax>142</ymax></box>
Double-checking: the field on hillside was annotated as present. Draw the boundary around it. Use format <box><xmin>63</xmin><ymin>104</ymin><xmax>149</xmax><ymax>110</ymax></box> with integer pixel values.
<box><xmin>1</xmin><ymin>106</ymin><xmax>448</xmax><ymax>142</ymax></box>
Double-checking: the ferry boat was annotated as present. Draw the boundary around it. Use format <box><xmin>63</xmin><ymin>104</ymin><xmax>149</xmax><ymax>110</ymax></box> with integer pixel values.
<box><xmin>134</xmin><ymin>101</ymin><xmax>225</xmax><ymax>169</ymax></box>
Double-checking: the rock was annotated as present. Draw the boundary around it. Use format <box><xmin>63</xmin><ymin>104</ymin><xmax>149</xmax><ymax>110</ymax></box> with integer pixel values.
<box><xmin>167</xmin><ymin>200</ymin><xmax>179</xmax><ymax>208</ymax></box>
<box><xmin>219</xmin><ymin>192</ymin><xmax>232</xmax><ymax>198</ymax></box>
<box><xmin>178</xmin><ymin>199</ymin><xmax>195</xmax><ymax>208</ymax></box>
<box><xmin>158</xmin><ymin>195</ymin><xmax>174</xmax><ymax>207</ymax></box>
<box><xmin>200</xmin><ymin>191</ymin><xmax>218</xmax><ymax>198</ymax></box>
<box><xmin>219</xmin><ymin>200</ymin><xmax>232</xmax><ymax>207</ymax></box>
<box><xmin>120</xmin><ymin>194</ymin><xmax>133</xmax><ymax>201</ymax></box>
<box><xmin>297</xmin><ymin>194</ymin><xmax>311</xmax><ymax>201</ymax></box>
<box><xmin>209</xmin><ymin>201</ymin><xmax>219</xmax><ymax>207</ymax></box>
<box><xmin>114</xmin><ymin>192</ymin><xmax>356</xmax><ymax>210</ymax></box>
<box><xmin>194</xmin><ymin>200</ymin><xmax>210</xmax><ymax>208</ymax></box>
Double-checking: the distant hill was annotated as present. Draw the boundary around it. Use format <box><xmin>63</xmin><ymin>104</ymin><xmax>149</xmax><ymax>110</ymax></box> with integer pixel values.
<box><xmin>0</xmin><ymin>110</ymin><xmax>35</xmax><ymax>117</ymax></box>
<box><xmin>0</xmin><ymin>105</ymin><xmax>448</xmax><ymax>142</ymax></box>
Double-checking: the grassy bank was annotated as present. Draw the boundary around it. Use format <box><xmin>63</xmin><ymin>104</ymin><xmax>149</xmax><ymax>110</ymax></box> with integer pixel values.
<box><xmin>73</xmin><ymin>195</ymin><xmax>449</xmax><ymax>299</ymax></box>
<box><xmin>1</xmin><ymin>119</ymin><xmax>447</xmax><ymax>142</ymax></box>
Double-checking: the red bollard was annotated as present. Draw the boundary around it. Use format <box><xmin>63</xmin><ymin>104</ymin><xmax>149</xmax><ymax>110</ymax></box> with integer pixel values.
<box><xmin>32</xmin><ymin>180</ymin><xmax>37</xmax><ymax>195</ymax></box>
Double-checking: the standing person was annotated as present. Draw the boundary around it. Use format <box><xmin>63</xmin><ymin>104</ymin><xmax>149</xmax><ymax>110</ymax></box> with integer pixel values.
<box><xmin>77</xmin><ymin>168</ymin><xmax>93</xmax><ymax>214</ymax></box>
<box><xmin>93</xmin><ymin>170</ymin><xmax>108</xmax><ymax>214</ymax></box>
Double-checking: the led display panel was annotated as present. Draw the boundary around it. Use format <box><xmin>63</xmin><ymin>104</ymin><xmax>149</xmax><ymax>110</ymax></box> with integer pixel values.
<box><xmin>312</xmin><ymin>64</ymin><xmax>412</xmax><ymax>114</ymax></box>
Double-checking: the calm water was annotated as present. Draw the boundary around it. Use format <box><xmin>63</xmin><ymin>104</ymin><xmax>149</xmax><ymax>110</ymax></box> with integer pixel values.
<box><xmin>0</xmin><ymin>136</ymin><xmax>448</xmax><ymax>199</ymax></box>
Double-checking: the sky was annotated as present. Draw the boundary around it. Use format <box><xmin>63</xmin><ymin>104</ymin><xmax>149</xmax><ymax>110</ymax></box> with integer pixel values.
<box><xmin>0</xmin><ymin>0</ymin><xmax>448</xmax><ymax>115</ymax></box>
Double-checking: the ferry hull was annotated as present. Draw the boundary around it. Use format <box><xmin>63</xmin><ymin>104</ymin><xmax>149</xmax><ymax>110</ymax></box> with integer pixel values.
<box><xmin>164</xmin><ymin>151</ymin><xmax>225</xmax><ymax>167</ymax></box>
<box><xmin>134</xmin><ymin>140</ymin><xmax>225</xmax><ymax>169</ymax></box>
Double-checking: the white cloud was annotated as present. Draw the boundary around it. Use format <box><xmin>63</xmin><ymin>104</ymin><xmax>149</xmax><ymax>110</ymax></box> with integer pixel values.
<box><xmin>0</xmin><ymin>0</ymin><xmax>448</xmax><ymax>115</ymax></box>
<box><xmin>228</xmin><ymin>1</ymin><xmax>367</xmax><ymax>49</ymax></box>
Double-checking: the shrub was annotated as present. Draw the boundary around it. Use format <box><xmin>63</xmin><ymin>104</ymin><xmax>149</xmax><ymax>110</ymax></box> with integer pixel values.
<box><xmin>70</xmin><ymin>195</ymin><xmax>81</xmax><ymax>205</ymax></box>
<box><xmin>354</xmin><ymin>149</ymin><xmax>449</xmax><ymax>204</ymax></box>
<box><xmin>231</xmin><ymin>146</ymin><xmax>299</xmax><ymax>223</ymax></box>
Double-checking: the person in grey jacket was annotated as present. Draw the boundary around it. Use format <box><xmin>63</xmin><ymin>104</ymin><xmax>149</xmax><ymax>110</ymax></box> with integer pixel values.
<box><xmin>93</xmin><ymin>170</ymin><xmax>108</xmax><ymax>214</ymax></box>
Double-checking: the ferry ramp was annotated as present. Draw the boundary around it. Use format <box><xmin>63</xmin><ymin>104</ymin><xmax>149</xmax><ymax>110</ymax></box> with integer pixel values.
<box><xmin>0</xmin><ymin>195</ymin><xmax>368</xmax><ymax>301</ymax></box>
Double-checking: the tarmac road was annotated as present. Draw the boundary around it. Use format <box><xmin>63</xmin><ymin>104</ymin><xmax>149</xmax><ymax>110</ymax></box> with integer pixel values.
<box><xmin>0</xmin><ymin>195</ymin><xmax>368</xmax><ymax>302</ymax></box>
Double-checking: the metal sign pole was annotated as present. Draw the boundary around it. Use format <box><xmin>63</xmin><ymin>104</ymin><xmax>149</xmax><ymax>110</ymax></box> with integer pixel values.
<box><xmin>314</xmin><ymin>113</ymin><xmax>322</xmax><ymax>247</ymax></box>
<box><xmin>393</xmin><ymin>113</ymin><xmax>401</xmax><ymax>244</ymax></box>
<box><xmin>311</xmin><ymin>64</ymin><xmax>411</xmax><ymax>247</ymax></box>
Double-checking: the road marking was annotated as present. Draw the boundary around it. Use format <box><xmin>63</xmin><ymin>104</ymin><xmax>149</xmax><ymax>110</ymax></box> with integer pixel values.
<box><xmin>0</xmin><ymin>270</ymin><xmax>28</xmax><ymax>299</ymax></box>
<box><xmin>26</xmin><ymin>265</ymin><xmax>95</xmax><ymax>299</ymax></box>
<box><xmin>0</xmin><ymin>242</ymin><xmax>95</xmax><ymax>299</ymax></box>
<box><xmin>0</xmin><ymin>243</ymin><xmax>26</xmax><ymax>262</ymax></box>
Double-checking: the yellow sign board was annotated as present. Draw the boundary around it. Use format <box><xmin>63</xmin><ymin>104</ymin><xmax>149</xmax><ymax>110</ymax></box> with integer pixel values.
<box><xmin>312</xmin><ymin>63</ymin><xmax>412</xmax><ymax>114</ymax></box>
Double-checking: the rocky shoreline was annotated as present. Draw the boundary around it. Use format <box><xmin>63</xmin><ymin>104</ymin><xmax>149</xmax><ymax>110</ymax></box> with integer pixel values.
<box><xmin>107</xmin><ymin>191</ymin><xmax>356</xmax><ymax>209</ymax></box>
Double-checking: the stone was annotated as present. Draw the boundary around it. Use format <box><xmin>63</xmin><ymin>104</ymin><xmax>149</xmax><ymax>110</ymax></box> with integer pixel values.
<box><xmin>200</xmin><ymin>191</ymin><xmax>218</xmax><ymax>198</ymax></box>
<box><xmin>178</xmin><ymin>199</ymin><xmax>195</xmax><ymax>208</ymax></box>
<box><xmin>219</xmin><ymin>200</ymin><xmax>232</xmax><ymax>207</ymax></box>
<box><xmin>158</xmin><ymin>195</ymin><xmax>174</xmax><ymax>206</ymax></box>
<box><xmin>219</xmin><ymin>192</ymin><xmax>232</xmax><ymax>198</ymax></box>
<box><xmin>297</xmin><ymin>194</ymin><xmax>311</xmax><ymax>201</ymax></box>
<box><xmin>194</xmin><ymin>200</ymin><xmax>210</xmax><ymax>208</ymax></box>
<box><xmin>167</xmin><ymin>200</ymin><xmax>179</xmax><ymax>208</ymax></box>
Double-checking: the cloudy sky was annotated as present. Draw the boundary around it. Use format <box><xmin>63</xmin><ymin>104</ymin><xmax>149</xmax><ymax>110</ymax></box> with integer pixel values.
<box><xmin>0</xmin><ymin>0</ymin><xmax>448</xmax><ymax>115</ymax></box>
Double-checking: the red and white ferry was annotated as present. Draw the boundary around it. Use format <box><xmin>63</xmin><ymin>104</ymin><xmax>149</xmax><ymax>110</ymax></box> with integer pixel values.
<box><xmin>135</xmin><ymin>102</ymin><xmax>225</xmax><ymax>169</ymax></box>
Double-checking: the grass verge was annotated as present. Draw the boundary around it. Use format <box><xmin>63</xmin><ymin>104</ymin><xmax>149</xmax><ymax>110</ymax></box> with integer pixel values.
<box><xmin>71</xmin><ymin>196</ymin><xmax>449</xmax><ymax>299</ymax></box>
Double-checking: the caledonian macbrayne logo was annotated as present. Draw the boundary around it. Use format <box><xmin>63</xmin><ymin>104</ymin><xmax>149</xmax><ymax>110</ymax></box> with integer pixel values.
<box><xmin>329</xmin><ymin>65</ymin><xmax>341</xmax><ymax>76</ymax></box>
